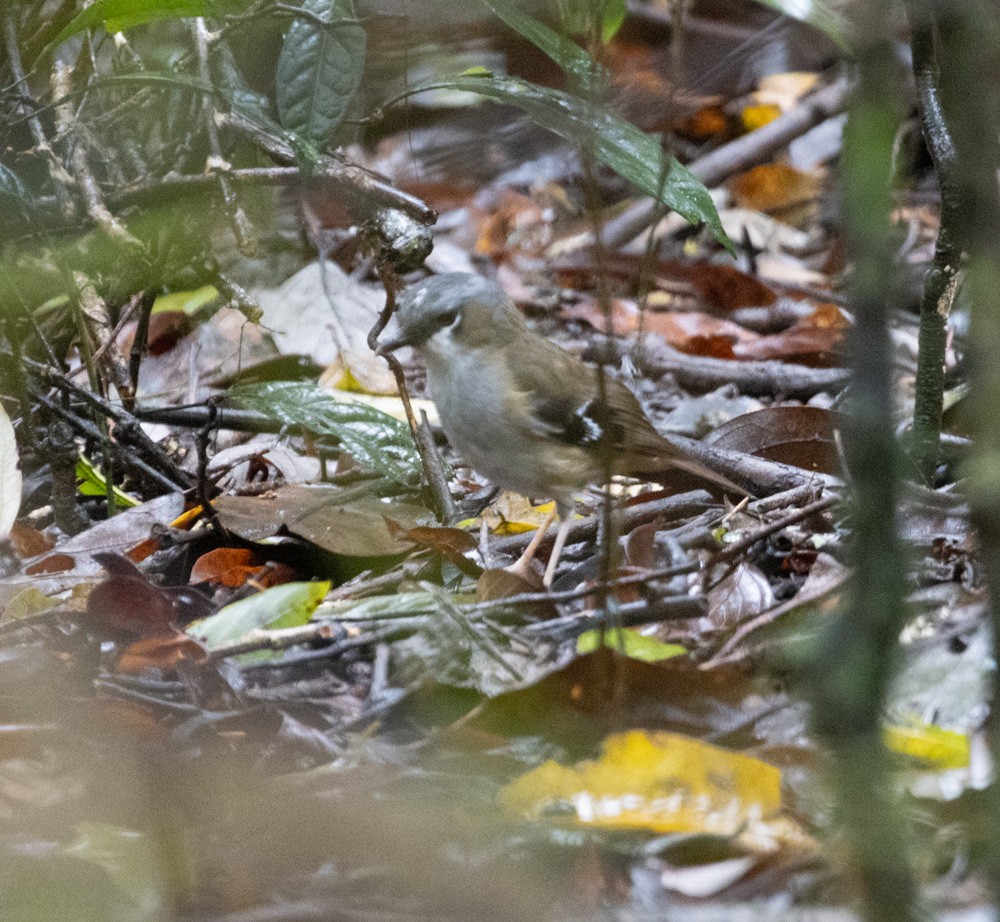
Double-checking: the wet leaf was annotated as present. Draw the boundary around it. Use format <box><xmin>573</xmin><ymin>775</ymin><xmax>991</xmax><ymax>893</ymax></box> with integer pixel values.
<box><xmin>483</xmin><ymin>0</ymin><xmax>597</xmax><ymax>91</ymax></box>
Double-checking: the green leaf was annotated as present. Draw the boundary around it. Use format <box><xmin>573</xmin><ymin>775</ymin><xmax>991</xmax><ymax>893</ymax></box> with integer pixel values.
<box><xmin>151</xmin><ymin>285</ymin><xmax>219</xmax><ymax>315</ymax></box>
<box><xmin>552</xmin><ymin>0</ymin><xmax>626</xmax><ymax>44</ymax></box>
<box><xmin>76</xmin><ymin>457</ymin><xmax>139</xmax><ymax>509</ymax></box>
<box><xmin>276</xmin><ymin>0</ymin><xmax>367</xmax><ymax>149</ymax></box>
<box><xmin>750</xmin><ymin>0</ymin><xmax>851</xmax><ymax>51</ymax></box>
<box><xmin>577</xmin><ymin>627</ymin><xmax>686</xmax><ymax>663</ymax></box>
<box><xmin>45</xmin><ymin>0</ymin><xmax>244</xmax><ymax>53</ymax></box>
<box><xmin>403</xmin><ymin>74</ymin><xmax>731</xmax><ymax>251</ymax></box>
<box><xmin>228</xmin><ymin>382</ymin><xmax>421</xmax><ymax>485</ymax></box>
<box><xmin>187</xmin><ymin>580</ymin><xmax>330</xmax><ymax>650</ymax></box>
<box><xmin>483</xmin><ymin>0</ymin><xmax>597</xmax><ymax>90</ymax></box>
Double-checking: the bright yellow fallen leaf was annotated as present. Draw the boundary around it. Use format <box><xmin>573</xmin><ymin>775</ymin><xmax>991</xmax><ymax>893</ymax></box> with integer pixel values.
<box><xmin>502</xmin><ymin>730</ymin><xmax>813</xmax><ymax>852</ymax></box>
<box><xmin>884</xmin><ymin>721</ymin><xmax>970</xmax><ymax>770</ymax></box>
<box><xmin>741</xmin><ymin>103</ymin><xmax>781</xmax><ymax>132</ymax></box>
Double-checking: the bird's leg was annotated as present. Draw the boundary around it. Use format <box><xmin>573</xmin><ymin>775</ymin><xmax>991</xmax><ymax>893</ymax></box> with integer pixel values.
<box><xmin>543</xmin><ymin>513</ymin><xmax>573</xmax><ymax>588</ymax></box>
<box><xmin>505</xmin><ymin>504</ymin><xmax>558</xmax><ymax>581</ymax></box>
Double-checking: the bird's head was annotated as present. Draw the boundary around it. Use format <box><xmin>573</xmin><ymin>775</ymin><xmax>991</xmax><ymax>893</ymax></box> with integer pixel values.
<box><xmin>376</xmin><ymin>273</ymin><xmax>524</xmax><ymax>358</ymax></box>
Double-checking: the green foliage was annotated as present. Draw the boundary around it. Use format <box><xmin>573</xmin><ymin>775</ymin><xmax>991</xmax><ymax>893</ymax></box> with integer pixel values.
<box><xmin>483</xmin><ymin>0</ymin><xmax>599</xmax><ymax>91</ymax></box>
<box><xmin>275</xmin><ymin>0</ymin><xmax>367</xmax><ymax>150</ymax></box>
<box><xmin>76</xmin><ymin>457</ymin><xmax>139</xmax><ymax>509</ymax></box>
<box><xmin>228</xmin><ymin>382</ymin><xmax>421</xmax><ymax>485</ymax></box>
<box><xmin>45</xmin><ymin>0</ymin><xmax>247</xmax><ymax>53</ymax></box>
<box><xmin>410</xmin><ymin>73</ymin><xmax>731</xmax><ymax>250</ymax></box>
<box><xmin>187</xmin><ymin>580</ymin><xmax>330</xmax><ymax>651</ymax></box>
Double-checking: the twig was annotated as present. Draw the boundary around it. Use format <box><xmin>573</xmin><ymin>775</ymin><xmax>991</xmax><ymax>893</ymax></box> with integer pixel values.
<box><xmin>639</xmin><ymin>338</ymin><xmax>851</xmax><ymax>398</ymax></box>
<box><xmin>52</xmin><ymin>61</ymin><xmax>145</xmax><ymax>251</ymax></box>
<box><xmin>905</xmin><ymin>5</ymin><xmax>961</xmax><ymax>480</ymax></box>
<box><xmin>26</xmin><ymin>359</ymin><xmax>193</xmax><ymax>489</ymax></box>
<box><xmin>3</xmin><ymin>13</ymin><xmax>74</xmax><ymax>215</ymax></box>
<box><xmin>193</xmin><ymin>18</ymin><xmax>257</xmax><ymax>255</ymax></box>
<box><xmin>204</xmin><ymin>622</ymin><xmax>338</xmax><ymax>662</ymax></box>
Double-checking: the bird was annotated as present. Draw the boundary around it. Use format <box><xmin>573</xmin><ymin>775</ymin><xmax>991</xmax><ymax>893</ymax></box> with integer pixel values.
<box><xmin>377</xmin><ymin>272</ymin><xmax>745</xmax><ymax>586</ymax></box>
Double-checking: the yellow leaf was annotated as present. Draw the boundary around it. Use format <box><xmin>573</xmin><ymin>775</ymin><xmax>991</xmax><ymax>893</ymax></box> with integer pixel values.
<box><xmin>501</xmin><ymin>730</ymin><xmax>810</xmax><ymax>851</ymax></box>
<box><xmin>741</xmin><ymin>103</ymin><xmax>781</xmax><ymax>132</ymax></box>
<box><xmin>884</xmin><ymin>722</ymin><xmax>970</xmax><ymax>770</ymax></box>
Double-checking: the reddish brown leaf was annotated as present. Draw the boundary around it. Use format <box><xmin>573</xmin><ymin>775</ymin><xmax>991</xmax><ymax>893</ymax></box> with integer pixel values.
<box><xmin>646</xmin><ymin>311</ymin><xmax>755</xmax><ymax>359</ymax></box>
<box><xmin>8</xmin><ymin>522</ymin><xmax>55</xmax><ymax>559</ymax></box>
<box><xmin>117</xmin><ymin>632</ymin><xmax>207</xmax><ymax>673</ymax></box>
<box><xmin>676</xmin><ymin>263</ymin><xmax>777</xmax><ymax>311</ymax></box>
<box><xmin>146</xmin><ymin>310</ymin><xmax>192</xmax><ymax>356</ymax></box>
<box><xmin>190</xmin><ymin>547</ymin><xmax>263</xmax><ymax>587</ymax></box>
<box><xmin>25</xmin><ymin>553</ymin><xmax>75</xmax><ymax>575</ymax></box>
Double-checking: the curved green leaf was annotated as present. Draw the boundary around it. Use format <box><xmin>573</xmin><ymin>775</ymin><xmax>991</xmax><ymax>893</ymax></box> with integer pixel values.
<box><xmin>228</xmin><ymin>381</ymin><xmax>421</xmax><ymax>485</ymax></box>
<box><xmin>403</xmin><ymin>74</ymin><xmax>731</xmax><ymax>250</ymax></box>
<box><xmin>44</xmin><ymin>0</ymin><xmax>245</xmax><ymax>53</ymax></box>
<box><xmin>276</xmin><ymin>0</ymin><xmax>366</xmax><ymax>149</ymax></box>
<box><xmin>483</xmin><ymin>0</ymin><xmax>597</xmax><ymax>90</ymax></box>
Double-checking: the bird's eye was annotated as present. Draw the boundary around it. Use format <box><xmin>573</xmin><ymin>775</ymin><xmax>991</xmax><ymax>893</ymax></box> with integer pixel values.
<box><xmin>440</xmin><ymin>309</ymin><xmax>460</xmax><ymax>329</ymax></box>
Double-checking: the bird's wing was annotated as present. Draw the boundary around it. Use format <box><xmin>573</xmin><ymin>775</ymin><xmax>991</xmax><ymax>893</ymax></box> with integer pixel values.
<box><xmin>508</xmin><ymin>338</ymin><xmax>748</xmax><ymax>495</ymax></box>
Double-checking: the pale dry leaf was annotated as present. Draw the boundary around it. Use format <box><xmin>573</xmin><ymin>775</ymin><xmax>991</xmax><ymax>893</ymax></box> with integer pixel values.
<box><xmin>0</xmin><ymin>403</ymin><xmax>22</xmax><ymax>541</ymax></box>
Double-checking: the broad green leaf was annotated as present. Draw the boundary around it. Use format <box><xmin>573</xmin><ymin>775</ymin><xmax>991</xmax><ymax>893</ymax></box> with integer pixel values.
<box><xmin>276</xmin><ymin>0</ymin><xmax>367</xmax><ymax>149</ymax></box>
<box><xmin>483</xmin><ymin>0</ymin><xmax>597</xmax><ymax>90</ymax></box>
<box><xmin>229</xmin><ymin>382</ymin><xmax>421</xmax><ymax>485</ymax></box>
<box><xmin>187</xmin><ymin>580</ymin><xmax>330</xmax><ymax>650</ymax></box>
<box><xmin>45</xmin><ymin>0</ymin><xmax>245</xmax><ymax>52</ymax></box>
<box><xmin>0</xmin><ymin>402</ymin><xmax>21</xmax><ymax>541</ymax></box>
<box><xmin>76</xmin><ymin>457</ymin><xmax>140</xmax><ymax>509</ymax></box>
<box><xmin>751</xmin><ymin>0</ymin><xmax>850</xmax><ymax>51</ymax></box>
<box><xmin>577</xmin><ymin>627</ymin><xmax>686</xmax><ymax>663</ymax></box>
<box><xmin>403</xmin><ymin>75</ymin><xmax>732</xmax><ymax>251</ymax></box>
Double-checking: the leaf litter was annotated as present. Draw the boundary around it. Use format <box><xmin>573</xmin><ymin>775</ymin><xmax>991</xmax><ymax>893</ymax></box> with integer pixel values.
<box><xmin>0</xmin><ymin>3</ymin><xmax>989</xmax><ymax>919</ymax></box>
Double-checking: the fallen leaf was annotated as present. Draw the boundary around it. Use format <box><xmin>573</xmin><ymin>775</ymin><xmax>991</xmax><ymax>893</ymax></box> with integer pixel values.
<box><xmin>501</xmin><ymin>730</ymin><xmax>810</xmax><ymax>851</ymax></box>
<box><xmin>117</xmin><ymin>633</ymin><xmax>208</xmax><ymax>673</ymax></box>
<box><xmin>0</xmin><ymin>402</ymin><xmax>21</xmax><ymax>542</ymax></box>
<box><xmin>705</xmin><ymin>406</ymin><xmax>848</xmax><ymax>473</ymax></box>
